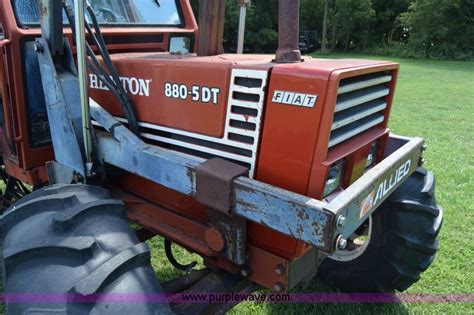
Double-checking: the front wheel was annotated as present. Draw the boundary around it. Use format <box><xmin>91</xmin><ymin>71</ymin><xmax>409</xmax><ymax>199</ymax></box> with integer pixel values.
<box><xmin>318</xmin><ymin>167</ymin><xmax>443</xmax><ymax>292</ymax></box>
<box><xmin>0</xmin><ymin>184</ymin><xmax>172</xmax><ymax>314</ymax></box>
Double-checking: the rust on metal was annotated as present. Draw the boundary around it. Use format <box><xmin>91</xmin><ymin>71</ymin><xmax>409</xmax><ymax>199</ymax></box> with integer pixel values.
<box><xmin>275</xmin><ymin>0</ymin><xmax>302</xmax><ymax>63</ymax></box>
<box><xmin>235</xmin><ymin>0</ymin><xmax>251</xmax><ymax>5</ymax></box>
<box><xmin>111</xmin><ymin>189</ymin><xmax>217</xmax><ymax>257</ymax></box>
<box><xmin>243</xmin><ymin>245</ymin><xmax>289</xmax><ymax>289</ymax></box>
<box><xmin>162</xmin><ymin>269</ymin><xmax>212</xmax><ymax>293</ymax></box>
<box><xmin>135</xmin><ymin>228</ymin><xmax>157</xmax><ymax>242</ymax></box>
<box><xmin>196</xmin><ymin>158</ymin><xmax>248</xmax><ymax>213</ymax></box>
<box><xmin>197</xmin><ymin>0</ymin><xmax>226</xmax><ymax>56</ymax></box>
<box><xmin>207</xmin><ymin>208</ymin><xmax>247</xmax><ymax>264</ymax></box>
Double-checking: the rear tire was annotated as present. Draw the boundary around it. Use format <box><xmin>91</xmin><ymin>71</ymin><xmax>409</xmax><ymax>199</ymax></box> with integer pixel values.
<box><xmin>0</xmin><ymin>184</ymin><xmax>172</xmax><ymax>314</ymax></box>
<box><xmin>318</xmin><ymin>167</ymin><xmax>443</xmax><ymax>292</ymax></box>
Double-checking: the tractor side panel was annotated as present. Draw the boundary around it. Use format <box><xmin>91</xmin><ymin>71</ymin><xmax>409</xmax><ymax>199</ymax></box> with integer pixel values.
<box><xmin>251</xmin><ymin>64</ymin><xmax>331</xmax><ymax>259</ymax></box>
<box><xmin>89</xmin><ymin>56</ymin><xmax>232</xmax><ymax>138</ymax></box>
<box><xmin>0</xmin><ymin>3</ymin><xmax>54</xmax><ymax>182</ymax></box>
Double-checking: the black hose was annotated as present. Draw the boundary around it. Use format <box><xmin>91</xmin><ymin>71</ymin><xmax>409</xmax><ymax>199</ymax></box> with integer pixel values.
<box><xmin>61</xmin><ymin>0</ymin><xmax>139</xmax><ymax>135</ymax></box>
<box><xmin>62</xmin><ymin>2</ymin><xmax>116</xmax><ymax>93</ymax></box>
<box><xmin>85</xmin><ymin>4</ymin><xmax>139</xmax><ymax>135</ymax></box>
<box><xmin>63</xmin><ymin>2</ymin><xmax>114</xmax><ymax>87</ymax></box>
<box><xmin>164</xmin><ymin>239</ymin><xmax>197</xmax><ymax>272</ymax></box>
<box><xmin>62</xmin><ymin>2</ymin><xmax>117</xmax><ymax>96</ymax></box>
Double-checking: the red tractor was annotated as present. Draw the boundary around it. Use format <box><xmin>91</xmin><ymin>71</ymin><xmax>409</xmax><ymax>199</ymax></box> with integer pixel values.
<box><xmin>0</xmin><ymin>0</ymin><xmax>442</xmax><ymax>314</ymax></box>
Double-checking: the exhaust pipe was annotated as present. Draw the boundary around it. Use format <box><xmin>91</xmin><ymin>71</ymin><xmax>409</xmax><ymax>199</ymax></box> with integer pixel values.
<box><xmin>275</xmin><ymin>0</ymin><xmax>302</xmax><ymax>63</ymax></box>
<box><xmin>197</xmin><ymin>0</ymin><xmax>226</xmax><ymax>56</ymax></box>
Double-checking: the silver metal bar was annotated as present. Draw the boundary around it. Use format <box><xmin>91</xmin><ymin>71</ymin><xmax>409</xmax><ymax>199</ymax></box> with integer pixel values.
<box><xmin>74</xmin><ymin>0</ymin><xmax>93</xmax><ymax>176</ymax></box>
<box><xmin>332</xmin><ymin>100</ymin><xmax>387</xmax><ymax>131</ymax></box>
<box><xmin>338</xmin><ymin>74</ymin><xmax>392</xmax><ymax>95</ymax></box>
<box><xmin>91</xmin><ymin>100</ymin><xmax>423</xmax><ymax>253</ymax></box>
<box><xmin>335</xmin><ymin>86</ymin><xmax>390</xmax><ymax>113</ymax></box>
<box><xmin>36</xmin><ymin>38</ymin><xmax>86</xmax><ymax>177</ymax></box>
<box><xmin>329</xmin><ymin>114</ymin><xmax>385</xmax><ymax>147</ymax></box>
<box><xmin>38</xmin><ymin>0</ymin><xmax>63</xmax><ymax>56</ymax></box>
<box><xmin>237</xmin><ymin>5</ymin><xmax>247</xmax><ymax>54</ymax></box>
<box><xmin>90</xmin><ymin>101</ymin><xmax>335</xmax><ymax>252</ymax></box>
<box><xmin>326</xmin><ymin>136</ymin><xmax>424</xmax><ymax>239</ymax></box>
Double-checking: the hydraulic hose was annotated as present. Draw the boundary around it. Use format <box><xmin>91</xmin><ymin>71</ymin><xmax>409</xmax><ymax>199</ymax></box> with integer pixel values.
<box><xmin>85</xmin><ymin>3</ymin><xmax>139</xmax><ymax>135</ymax></box>
<box><xmin>62</xmin><ymin>0</ymin><xmax>140</xmax><ymax>136</ymax></box>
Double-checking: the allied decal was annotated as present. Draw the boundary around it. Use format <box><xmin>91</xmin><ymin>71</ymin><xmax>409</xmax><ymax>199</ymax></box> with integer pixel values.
<box><xmin>272</xmin><ymin>90</ymin><xmax>318</xmax><ymax>108</ymax></box>
<box><xmin>359</xmin><ymin>159</ymin><xmax>412</xmax><ymax>218</ymax></box>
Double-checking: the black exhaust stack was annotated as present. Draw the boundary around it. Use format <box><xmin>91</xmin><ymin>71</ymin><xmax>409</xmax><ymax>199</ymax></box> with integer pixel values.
<box><xmin>275</xmin><ymin>0</ymin><xmax>302</xmax><ymax>63</ymax></box>
<box><xmin>197</xmin><ymin>0</ymin><xmax>301</xmax><ymax>62</ymax></box>
<box><xmin>197</xmin><ymin>0</ymin><xmax>226</xmax><ymax>56</ymax></box>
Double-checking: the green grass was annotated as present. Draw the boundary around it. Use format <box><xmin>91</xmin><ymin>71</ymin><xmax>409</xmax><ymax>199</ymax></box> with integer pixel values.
<box><xmin>146</xmin><ymin>53</ymin><xmax>474</xmax><ymax>314</ymax></box>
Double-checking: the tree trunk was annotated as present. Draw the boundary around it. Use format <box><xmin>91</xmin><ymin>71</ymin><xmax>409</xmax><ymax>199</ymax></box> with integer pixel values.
<box><xmin>389</xmin><ymin>14</ymin><xmax>400</xmax><ymax>46</ymax></box>
<box><xmin>363</xmin><ymin>30</ymin><xmax>369</xmax><ymax>50</ymax></box>
<box><xmin>321</xmin><ymin>0</ymin><xmax>329</xmax><ymax>52</ymax></box>
<box><xmin>344</xmin><ymin>31</ymin><xmax>350</xmax><ymax>51</ymax></box>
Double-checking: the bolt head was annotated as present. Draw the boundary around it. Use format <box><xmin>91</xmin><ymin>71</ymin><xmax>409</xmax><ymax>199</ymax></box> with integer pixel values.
<box><xmin>241</xmin><ymin>267</ymin><xmax>251</xmax><ymax>277</ymax></box>
<box><xmin>419</xmin><ymin>157</ymin><xmax>426</xmax><ymax>166</ymax></box>
<box><xmin>275</xmin><ymin>264</ymin><xmax>285</xmax><ymax>276</ymax></box>
<box><xmin>273</xmin><ymin>282</ymin><xmax>285</xmax><ymax>292</ymax></box>
<box><xmin>336</xmin><ymin>216</ymin><xmax>346</xmax><ymax>228</ymax></box>
<box><xmin>204</xmin><ymin>227</ymin><xmax>226</xmax><ymax>252</ymax></box>
<box><xmin>34</xmin><ymin>43</ymin><xmax>43</xmax><ymax>53</ymax></box>
<box><xmin>337</xmin><ymin>237</ymin><xmax>348</xmax><ymax>250</ymax></box>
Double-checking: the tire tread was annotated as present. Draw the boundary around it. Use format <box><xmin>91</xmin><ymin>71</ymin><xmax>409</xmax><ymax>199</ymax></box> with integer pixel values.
<box><xmin>0</xmin><ymin>184</ymin><xmax>170</xmax><ymax>314</ymax></box>
<box><xmin>317</xmin><ymin>167</ymin><xmax>443</xmax><ymax>293</ymax></box>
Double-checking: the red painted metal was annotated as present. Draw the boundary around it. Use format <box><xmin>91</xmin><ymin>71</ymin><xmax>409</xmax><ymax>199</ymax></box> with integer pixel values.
<box><xmin>254</xmin><ymin>59</ymin><xmax>399</xmax><ymax>259</ymax></box>
<box><xmin>90</xmin><ymin>53</ymin><xmax>235</xmax><ymax>137</ymax></box>
<box><xmin>0</xmin><ymin>0</ymin><xmax>401</xmax><ymax>290</ymax></box>
<box><xmin>204</xmin><ymin>227</ymin><xmax>226</xmax><ymax>252</ymax></box>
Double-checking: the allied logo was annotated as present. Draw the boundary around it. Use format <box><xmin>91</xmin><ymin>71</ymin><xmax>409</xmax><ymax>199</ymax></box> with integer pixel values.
<box><xmin>359</xmin><ymin>159</ymin><xmax>412</xmax><ymax>218</ymax></box>
<box><xmin>360</xmin><ymin>191</ymin><xmax>375</xmax><ymax>219</ymax></box>
<box><xmin>272</xmin><ymin>90</ymin><xmax>318</xmax><ymax>108</ymax></box>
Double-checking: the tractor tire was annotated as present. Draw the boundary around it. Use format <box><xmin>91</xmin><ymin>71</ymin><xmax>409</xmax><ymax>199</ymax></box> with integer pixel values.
<box><xmin>0</xmin><ymin>184</ymin><xmax>172</xmax><ymax>314</ymax></box>
<box><xmin>318</xmin><ymin>167</ymin><xmax>443</xmax><ymax>292</ymax></box>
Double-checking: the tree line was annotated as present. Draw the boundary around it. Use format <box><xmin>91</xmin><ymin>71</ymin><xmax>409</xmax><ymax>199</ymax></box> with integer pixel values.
<box><xmin>191</xmin><ymin>0</ymin><xmax>474</xmax><ymax>60</ymax></box>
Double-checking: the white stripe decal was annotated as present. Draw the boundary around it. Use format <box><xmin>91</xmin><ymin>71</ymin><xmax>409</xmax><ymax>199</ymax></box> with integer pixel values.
<box><xmin>95</xmin><ymin>69</ymin><xmax>268</xmax><ymax>178</ymax></box>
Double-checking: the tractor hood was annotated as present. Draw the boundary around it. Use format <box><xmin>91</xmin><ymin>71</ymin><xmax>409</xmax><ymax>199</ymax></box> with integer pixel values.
<box><xmin>89</xmin><ymin>52</ymin><xmax>395</xmax><ymax>139</ymax></box>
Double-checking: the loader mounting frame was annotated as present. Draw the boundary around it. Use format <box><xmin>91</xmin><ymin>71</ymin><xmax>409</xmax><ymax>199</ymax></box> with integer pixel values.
<box><xmin>38</xmin><ymin>28</ymin><xmax>425</xmax><ymax>257</ymax></box>
<box><xmin>33</xmin><ymin>0</ymin><xmax>425</xmax><ymax>293</ymax></box>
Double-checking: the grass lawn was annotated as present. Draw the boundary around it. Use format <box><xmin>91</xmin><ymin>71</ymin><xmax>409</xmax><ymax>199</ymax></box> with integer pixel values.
<box><xmin>145</xmin><ymin>53</ymin><xmax>474</xmax><ymax>314</ymax></box>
